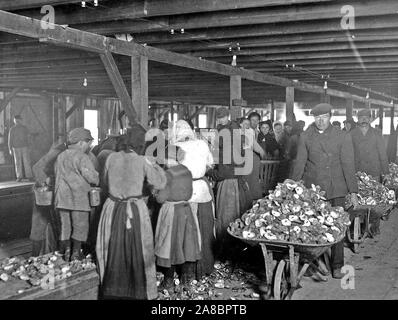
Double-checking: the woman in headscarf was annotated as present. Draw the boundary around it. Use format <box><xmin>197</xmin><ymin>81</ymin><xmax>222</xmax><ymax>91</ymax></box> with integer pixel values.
<box><xmin>172</xmin><ymin>120</ymin><xmax>216</xmax><ymax>279</ymax></box>
<box><xmin>96</xmin><ymin>124</ymin><xmax>167</xmax><ymax>300</ymax></box>
<box><xmin>154</xmin><ymin>120</ymin><xmax>204</xmax><ymax>289</ymax></box>
<box><xmin>209</xmin><ymin>108</ymin><xmax>253</xmax><ymax>262</ymax></box>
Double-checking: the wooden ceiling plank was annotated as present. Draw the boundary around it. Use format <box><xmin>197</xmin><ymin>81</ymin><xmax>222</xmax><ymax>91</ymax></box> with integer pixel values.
<box><xmin>77</xmin><ymin>0</ymin><xmax>398</xmax><ymax>35</ymax></box>
<box><xmin>0</xmin><ymin>10</ymin><xmax>395</xmax><ymax>106</ymax></box>
<box><xmin>10</xmin><ymin>0</ymin><xmax>334</xmax><ymax>25</ymax></box>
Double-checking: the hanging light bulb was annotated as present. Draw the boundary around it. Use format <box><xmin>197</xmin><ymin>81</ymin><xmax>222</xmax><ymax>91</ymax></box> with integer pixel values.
<box><xmin>323</xmin><ymin>81</ymin><xmax>328</xmax><ymax>90</ymax></box>
<box><xmin>228</xmin><ymin>47</ymin><xmax>232</xmax><ymax>52</ymax></box>
<box><xmin>170</xmin><ymin>29</ymin><xmax>174</xmax><ymax>35</ymax></box>
<box><xmin>94</xmin><ymin>0</ymin><xmax>98</xmax><ymax>6</ymax></box>
<box><xmin>366</xmin><ymin>92</ymin><xmax>370</xmax><ymax>99</ymax></box>
<box><xmin>180</xmin><ymin>28</ymin><xmax>184</xmax><ymax>34</ymax></box>
<box><xmin>231</xmin><ymin>55</ymin><xmax>237</xmax><ymax>66</ymax></box>
<box><xmin>81</xmin><ymin>1</ymin><xmax>86</xmax><ymax>7</ymax></box>
<box><xmin>83</xmin><ymin>77</ymin><xmax>87</xmax><ymax>87</ymax></box>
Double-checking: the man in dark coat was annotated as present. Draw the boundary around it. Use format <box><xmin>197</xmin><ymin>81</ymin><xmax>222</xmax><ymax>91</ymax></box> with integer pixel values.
<box><xmin>350</xmin><ymin>108</ymin><xmax>389</xmax><ymax>236</ymax></box>
<box><xmin>350</xmin><ymin>109</ymin><xmax>389</xmax><ymax>181</ymax></box>
<box><xmin>291</xmin><ymin>103</ymin><xmax>359</xmax><ymax>279</ymax></box>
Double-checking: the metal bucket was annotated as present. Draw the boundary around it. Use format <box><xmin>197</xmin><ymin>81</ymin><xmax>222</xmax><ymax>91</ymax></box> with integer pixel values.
<box><xmin>89</xmin><ymin>187</ymin><xmax>101</xmax><ymax>207</ymax></box>
<box><xmin>34</xmin><ymin>189</ymin><xmax>53</xmax><ymax>206</ymax></box>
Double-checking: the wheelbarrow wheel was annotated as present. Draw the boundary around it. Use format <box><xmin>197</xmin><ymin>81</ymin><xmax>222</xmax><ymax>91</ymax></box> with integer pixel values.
<box><xmin>274</xmin><ymin>260</ymin><xmax>289</xmax><ymax>300</ymax></box>
<box><xmin>353</xmin><ymin>216</ymin><xmax>360</xmax><ymax>253</ymax></box>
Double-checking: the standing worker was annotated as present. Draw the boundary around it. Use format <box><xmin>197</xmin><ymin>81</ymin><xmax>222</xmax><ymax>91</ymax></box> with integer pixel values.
<box><xmin>8</xmin><ymin>115</ymin><xmax>33</xmax><ymax>181</ymax></box>
<box><xmin>350</xmin><ymin>109</ymin><xmax>389</xmax><ymax>181</ymax></box>
<box><xmin>54</xmin><ymin>128</ymin><xmax>99</xmax><ymax>261</ymax></box>
<box><xmin>292</xmin><ymin>103</ymin><xmax>359</xmax><ymax>279</ymax></box>
<box><xmin>350</xmin><ymin>108</ymin><xmax>389</xmax><ymax>236</ymax></box>
<box><xmin>30</xmin><ymin>141</ymin><xmax>67</xmax><ymax>256</ymax></box>
<box><xmin>96</xmin><ymin>125</ymin><xmax>167</xmax><ymax>300</ymax></box>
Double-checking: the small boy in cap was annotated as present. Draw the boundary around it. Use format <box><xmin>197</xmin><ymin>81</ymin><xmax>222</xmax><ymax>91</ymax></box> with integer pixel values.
<box><xmin>54</xmin><ymin>127</ymin><xmax>99</xmax><ymax>261</ymax></box>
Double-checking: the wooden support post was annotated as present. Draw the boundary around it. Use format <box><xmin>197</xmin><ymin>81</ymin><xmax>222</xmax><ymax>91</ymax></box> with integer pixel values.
<box><xmin>100</xmin><ymin>50</ymin><xmax>138</xmax><ymax>125</ymax></box>
<box><xmin>324</xmin><ymin>94</ymin><xmax>331</xmax><ymax>104</ymax></box>
<box><xmin>379</xmin><ymin>105</ymin><xmax>384</xmax><ymax>131</ymax></box>
<box><xmin>131</xmin><ymin>54</ymin><xmax>148</xmax><ymax>128</ymax></box>
<box><xmin>58</xmin><ymin>95</ymin><xmax>67</xmax><ymax>143</ymax></box>
<box><xmin>0</xmin><ymin>87</ymin><xmax>21</xmax><ymax>115</ymax></box>
<box><xmin>346</xmin><ymin>98</ymin><xmax>354</xmax><ymax>120</ymax></box>
<box><xmin>270</xmin><ymin>100</ymin><xmax>275</xmax><ymax>122</ymax></box>
<box><xmin>208</xmin><ymin>107</ymin><xmax>215</xmax><ymax>128</ymax></box>
<box><xmin>52</xmin><ymin>95</ymin><xmax>59</xmax><ymax>144</ymax></box>
<box><xmin>230</xmin><ymin>75</ymin><xmax>242</xmax><ymax>121</ymax></box>
<box><xmin>286</xmin><ymin>87</ymin><xmax>294</xmax><ymax>123</ymax></box>
<box><xmin>390</xmin><ymin>105</ymin><xmax>395</xmax><ymax>134</ymax></box>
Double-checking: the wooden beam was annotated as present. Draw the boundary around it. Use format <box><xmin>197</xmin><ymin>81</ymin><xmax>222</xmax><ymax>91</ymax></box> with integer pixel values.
<box><xmin>155</xmin><ymin>29</ymin><xmax>398</xmax><ymax>52</ymax></box>
<box><xmin>188</xmin><ymin>41</ymin><xmax>398</xmax><ymax>58</ymax></box>
<box><xmin>286</xmin><ymin>87</ymin><xmax>294</xmax><ymax>123</ymax></box>
<box><xmin>189</xmin><ymin>105</ymin><xmax>206</xmax><ymax>120</ymax></box>
<box><xmin>0</xmin><ymin>10</ymin><xmax>395</xmax><ymax>107</ymax></box>
<box><xmin>65</xmin><ymin>95</ymin><xmax>85</xmax><ymax>119</ymax></box>
<box><xmin>0</xmin><ymin>87</ymin><xmax>21</xmax><ymax>114</ymax></box>
<box><xmin>230</xmin><ymin>75</ymin><xmax>242</xmax><ymax>121</ymax></box>
<box><xmin>99</xmin><ymin>50</ymin><xmax>137</xmax><ymax>124</ymax></box>
<box><xmin>379</xmin><ymin>105</ymin><xmax>384</xmax><ymax>131</ymax></box>
<box><xmin>131</xmin><ymin>54</ymin><xmax>149</xmax><ymax>128</ymax></box>
<box><xmin>346</xmin><ymin>98</ymin><xmax>353</xmax><ymax>120</ymax></box>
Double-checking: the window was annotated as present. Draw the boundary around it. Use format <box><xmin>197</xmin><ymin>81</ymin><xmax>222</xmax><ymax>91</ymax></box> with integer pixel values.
<box><xmin>84</xmin><ymin>109</ymin><xmax>98</xmax><ymax>146</ymax></box>
<box><xmin>198</xmin><ymin>114</ymin><xmax>207</xmax><ymax>128</ymax></box>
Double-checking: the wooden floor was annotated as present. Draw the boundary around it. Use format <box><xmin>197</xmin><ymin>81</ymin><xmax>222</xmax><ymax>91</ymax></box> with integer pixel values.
<box><xmin>0</xmin><ymin>238</ymin><xmax>31</xmax><ymax>260</ymax></box>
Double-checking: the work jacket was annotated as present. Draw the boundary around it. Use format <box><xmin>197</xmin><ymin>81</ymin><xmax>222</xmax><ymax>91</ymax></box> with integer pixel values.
<box><xmin>291</xmin><ymin>123</ymin><xmax>358</xmax><ymax>200</ymax></box>
<box><xmin>54</xmin><ymin>148</ymin><xmax>99</xmax><ymax>211</ymax></box>
<box><xmin>350</xmin><ymin>126</ymin><xmax>389</xmax><ymax>180</ymax></box>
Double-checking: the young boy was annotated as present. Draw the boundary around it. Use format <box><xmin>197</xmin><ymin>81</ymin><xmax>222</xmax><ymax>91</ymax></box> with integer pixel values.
<box><xmin>54</xmin><ymin>128</ymin><xmax>99</xmax><ymax>261</ymax></box>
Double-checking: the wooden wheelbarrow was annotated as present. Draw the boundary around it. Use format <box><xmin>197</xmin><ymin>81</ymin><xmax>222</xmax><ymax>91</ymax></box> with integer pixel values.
<box><xmin>228</xmin><ymin>228</ymin><xmax>344</xmax><ymax>300</ymax></box>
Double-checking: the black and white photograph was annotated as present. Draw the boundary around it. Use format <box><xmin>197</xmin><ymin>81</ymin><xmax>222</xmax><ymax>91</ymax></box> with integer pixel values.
<box><xmin>0</xmin><ymin>0</ymin><xmax>398</xmax><ymax>309</ymax></box>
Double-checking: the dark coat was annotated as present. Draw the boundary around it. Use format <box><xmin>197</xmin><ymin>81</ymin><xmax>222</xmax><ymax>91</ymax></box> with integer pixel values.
<box><xmin>350</xmin><ymin>126</ymin><xmax>389</xmax><ymax>180</ymax></box>
<box><xmin>291</xmin><ymin>123</ymin><xmax>358</xmax><ymax>200</ymax></box>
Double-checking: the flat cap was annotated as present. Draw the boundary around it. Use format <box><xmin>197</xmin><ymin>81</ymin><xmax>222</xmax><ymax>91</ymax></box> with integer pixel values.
<box><xmin>216</xmin><ymin>107</ymin><xmax>230</xmax><ymax>119</ymax></box>
<box><xmin>357</xmin><ymin>109</ymin><xmax>372</xmax><ymax>118</ymax></box>
<box><xmin>284</xmin><ymin>120</ymin><xmax>292</xmax><ymax>127</ymax></box>
<box><xmin>311</xmin><ymin>103</ymin><xmax>332</xmax><ymax>116</ymax></box>
<box><xmin>68</xmin><ymin>127</ymin><xmax>93</xmax><ymax>144</ymax></box>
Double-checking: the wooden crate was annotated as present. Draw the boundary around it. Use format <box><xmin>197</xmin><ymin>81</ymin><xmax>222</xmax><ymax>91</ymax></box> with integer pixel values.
<box><xmin>0</xmin><ymin>268</ymin><xmax>99</xmax><ymax>300</ymax></box>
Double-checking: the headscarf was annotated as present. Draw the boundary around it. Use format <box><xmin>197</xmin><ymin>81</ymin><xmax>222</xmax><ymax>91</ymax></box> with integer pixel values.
<box><xmin>170</xmin><ymin>120</ymin><xmax>196</xmax><ymax>145</ymax></box>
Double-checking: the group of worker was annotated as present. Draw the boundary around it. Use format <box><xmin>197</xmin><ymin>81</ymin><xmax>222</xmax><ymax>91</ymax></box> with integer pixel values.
<box><xmin>26</xmin><ymin>101</ymin><xmax>389</xmax><ymax>299</ymax></box>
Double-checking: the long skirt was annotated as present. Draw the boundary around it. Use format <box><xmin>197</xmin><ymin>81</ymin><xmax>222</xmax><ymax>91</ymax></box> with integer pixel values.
<box><xmin>195</xmin><ymin>201</ymin><xmax>216</xmax><ymax>279</ymax></box>
<box><xmin>215</xmin><ymin>178</ymin><xmax>252</xmax><ymax>260</ymax></box>
<box><xmin>155</xmin><ymin>202</ymin><xmax>201</xmax><ymax>268</ymax></box>
<box><xmin>96</xmin><ymin>197</ymin><xmax>157</xmax><ymax>300</ymax></box>
<box><xmin>243</xmin><ymin>152</ymin><xmax>263</xmax><ymax>200</ymax></box>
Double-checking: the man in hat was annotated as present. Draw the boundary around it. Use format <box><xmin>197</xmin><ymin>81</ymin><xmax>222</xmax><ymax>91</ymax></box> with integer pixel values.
<box><xmin>8</xmin><ymin>114</ymin><xmax>33</xmax><ymax>181</ymax></box>
<box><xmin>350</xmin><ymin>109</ymin><xmax>388</xmax><ymax>180</ymax></box>
<box><xmin>54</xmin><ymin>127</ymin><xmax>99</xmax><ymax>261</ymax></box>
<box><xmin>350</xmin><ymin>108</ymin><xmax>389</xmax><ymax>236</ymax></box>
<box><xmin>292</xmin><ymin>103</ymin><xmax>359</xmax><ymax>279</ymax></box>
